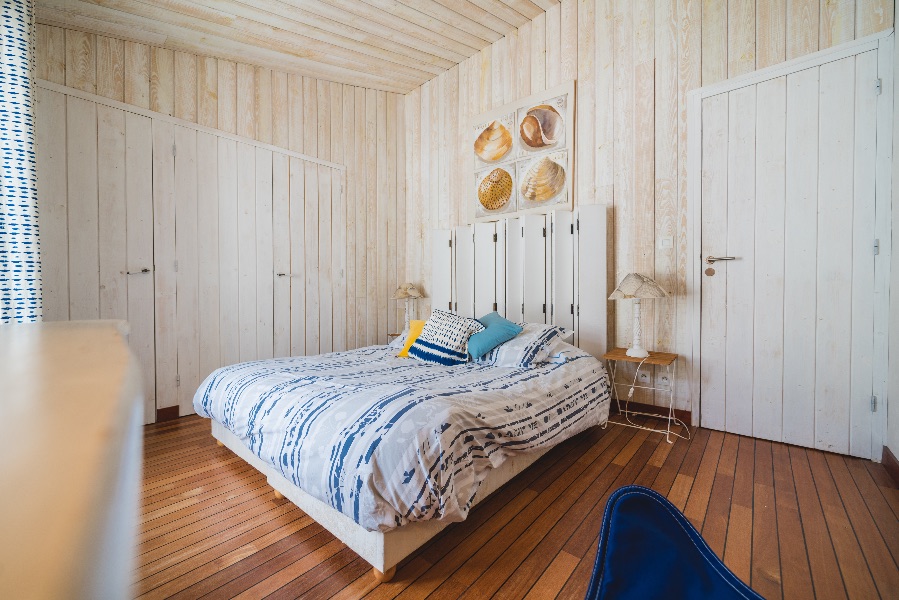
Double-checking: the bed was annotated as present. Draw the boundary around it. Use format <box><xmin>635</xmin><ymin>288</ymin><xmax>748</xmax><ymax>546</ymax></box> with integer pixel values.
<box><xmin>193</xmin><ymin>340</ymin><xmax>611</xmax><ymax>581</ymax></box>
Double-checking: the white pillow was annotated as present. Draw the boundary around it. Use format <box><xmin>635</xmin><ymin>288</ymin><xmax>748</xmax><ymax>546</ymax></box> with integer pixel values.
<box><xmin>477</xmin><ymin>323</ymin><xmax>573</xmax><ymax>368</ymax></box>
<box><xmin>408</xmin><ymin>310</ymin><xmax>485</xmax><ymax>365</ymax></box>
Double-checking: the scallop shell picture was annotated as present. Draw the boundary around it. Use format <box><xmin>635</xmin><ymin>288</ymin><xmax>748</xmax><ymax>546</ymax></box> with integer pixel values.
<box><xmin>473</xmin><ymin>120</ymin><xmax>513</xmax><ymax>162</ymax></box>
<box><xmin>477</xmin><ymin>168</ymin><xmax>513</xmax><ymax>210</ymax></box>
<box><xmin>519</xmin><ymin>104</ymin><xmax>562</xmax><ymax>149</ymax></box>
<box><xmin>520</xmin><ymin>157</ymin><xmax>565</xmax><ymax>203</ymax></box>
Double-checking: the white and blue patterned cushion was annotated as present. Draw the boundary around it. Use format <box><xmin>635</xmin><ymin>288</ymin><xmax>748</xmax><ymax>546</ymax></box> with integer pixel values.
<box><xmin>477</xmin><ymin>323</ymin><xmax>573</xmax><ymax>368</ymax></box>
<box><xmin>408</xmin><ymin>309</ymin><xmax>485</xmax><ymax>365</ymax></box>
<box><xmin>1</xmin><ymin>0</ymin><xmax>41</xmax><ymax>324</ymax></box>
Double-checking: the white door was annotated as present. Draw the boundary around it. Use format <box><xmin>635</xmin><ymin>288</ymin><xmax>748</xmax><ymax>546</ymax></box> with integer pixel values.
<box><xmin>699</xmin><ymin>47</ymin><xmax>888</xmax><ymax>459</ymax></box>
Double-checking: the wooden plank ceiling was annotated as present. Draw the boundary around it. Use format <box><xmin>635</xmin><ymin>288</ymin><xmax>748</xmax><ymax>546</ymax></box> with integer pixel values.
<box><xmin>35</xmin><ymin>0</ymin><xmax>557</xmax><ymax>93</ymax></box>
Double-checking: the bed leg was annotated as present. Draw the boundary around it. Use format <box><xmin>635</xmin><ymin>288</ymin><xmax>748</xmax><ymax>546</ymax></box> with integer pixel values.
<box><xmin>373</xmin><ymin>566</ymin><xmax>396</xmax><ymax>583</ymax></box>
<box><xmin>272</xmin><ymin>488</ymin><xmax>284</xmax><ymax>500</ymax></box>
<box><xmin>216</xmin><ymin>439</ymin><xmax>224</xmax><ymax>447</ymax></box>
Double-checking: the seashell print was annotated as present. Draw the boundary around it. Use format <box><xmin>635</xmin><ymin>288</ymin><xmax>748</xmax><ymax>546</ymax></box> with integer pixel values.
<box><xmin>477</xmin><ymin>168</ymin><xmax>513</xmax><ymax>210</ymax></box>
<box><xmin>519</xmin><ymin>157</ymin><xmax>565</xmax><ymax>202</ymax></box>
<box><xmin>473</xmin><ymin>120</ymin><xmax>513</xmax><ymax>161</ymax></box>
<box><xmin>519</xmin><ymin>104</ymin><xmax>562</xmax><ymax>149</ymax></box>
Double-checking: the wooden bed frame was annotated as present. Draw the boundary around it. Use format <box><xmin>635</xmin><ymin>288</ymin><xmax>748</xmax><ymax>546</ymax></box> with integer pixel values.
<box><xmin>212</xmin><ymin>420</ymin><xmax>555</xmax><ymax>581</ymax></box>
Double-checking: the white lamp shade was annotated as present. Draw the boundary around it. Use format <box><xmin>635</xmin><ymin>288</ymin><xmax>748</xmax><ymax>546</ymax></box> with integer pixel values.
<box><xmin>608</xmin><ymin>273</ymin><xmax>668</xmax><ymax>300</ymax></box>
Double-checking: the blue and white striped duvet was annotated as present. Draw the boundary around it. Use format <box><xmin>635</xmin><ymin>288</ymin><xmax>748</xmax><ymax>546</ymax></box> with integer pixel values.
<box><xmin>193</xmin><ymin>344</ymin><xmax>611</xmax><ymax>531</ymax></box>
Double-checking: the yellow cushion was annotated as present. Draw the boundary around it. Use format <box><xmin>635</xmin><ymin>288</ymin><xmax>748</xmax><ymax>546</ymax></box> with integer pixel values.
<box><xmin>397</xmin><ymin>320</ymin><xmax>426</xmax><ymax>358</ymax></box>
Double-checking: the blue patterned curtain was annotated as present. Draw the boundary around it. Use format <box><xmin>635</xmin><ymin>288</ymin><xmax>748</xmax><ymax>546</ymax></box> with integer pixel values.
<box><xmin>0</xmin><ymin>0</ymin><xmax>40</xmax><ymax>323</ymax></box>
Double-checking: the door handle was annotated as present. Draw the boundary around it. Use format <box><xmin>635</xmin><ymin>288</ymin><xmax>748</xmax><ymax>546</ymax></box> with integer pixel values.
<box><xmin>706</xmin><ymin>256</ymin><xmax>736</xmax><ymax>264</ymax></box>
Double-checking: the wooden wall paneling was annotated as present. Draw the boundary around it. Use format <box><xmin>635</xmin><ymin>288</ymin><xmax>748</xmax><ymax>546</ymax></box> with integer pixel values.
<box><xmin>676</xmin><ymin>0</ymin><xmax>702</xmax><ymax>412</ymax></box>
<box><xmin>814</xmin><ymin>56</ymin><xmax>855</xmax><ymax>454</ymax></box>
<box><xmin>173</xmin><ymin>51</ymin><xmax>197</xmax><ymax>122</ymax></box>
<box><xmin>427</xmin><ymin>79</ymin><xmax>440</xmax><ymax>313</ymax></box>
<box><xmin>218</xmin><ymin>60</ymin><xmax>237</xmax><ymax>134</ymax></box>
<box><xmin>820</xmin><ymin>0</ymin><xmax>855</xmax><ymax>49</ymax></box>
<box><xmin>196</xmin><ymin>131</ymin><xmax>220</xmax><ymax>380</ymax></box>
<box><xmin>305</xmin><ymin>158</ymin><xmax>321</xmax><ymax>354</ymax></box>
<box><xmin>545</xmin><ymin>3</ymin><xmax>562</xmax><ymax>88</ymax></box>
<box><xmin>782</xmin><ymin>66</ymin><xmax>818</xmax><ymax>448</ymax></box>
<box><xmin>848</xmin><ymin>50</ymin><xmax>878</xmax><ymax>459</ymax></box>
<box><xmin>36</xmin><ymin>24</ymin><xmax>66</xmax><ymax>84</ymax></box>
<box><xmin>522</xmin><ymin>214</ymin><xmax>547</xmax><ymax>324</ymax></box>
<box><xmin>395</xmin><ymin>95</ymin><xmax>407</xmax><ymax>335</ymax></box>
<box><xmin>124</xmin><ymin>41</ymin><xmax>150</xmax><ymax>109</ymax></box>
<box><xmin>366</xmin><ymin>87</ymin><xmax>380</xmax><ymax>342</ymax></box>
<box><xmin>479</xmin><ymin>47</ymin><xmax>492</xmax><ymax>113</ymax></box>
<box><xmin>491</xmin><ymin>37</ymin><xmax>506</xmax><ymax>109</ymax></box>
<box><xmin>65</xmin><ymin>29</ymin><xmax>96</xmax><ymax>94</ymax></box>
<box><xmin>97</xmin><ymin>105</ymin><xmax>128</xmax><ymax>320</ymax></box>
<box><xmin>218</xmin><ymin>138</ymin><xmax>240</xmax><ymax>367</ymax></box>
<box><xmin>612</xmin><ymin>0</ymin><xmax>633</xmax><ymax>349</ymax></box>
<box><xmin>728</xmin><ymin>0</ymin><xmax>757</xmax><ymax>77</ymax></box>
<box><xmin>373</xmin><ymin>91</ymin><xmax>386</xmax><ymax>344</ymax></box>
<box><xmin>516</xmin><ymin>22</ymin><xmax>532</xmax><ymax>99</ymax></box>
<box><xmin>560</xmin><ymin>0</ymin><xmax>577</xmax><ymax>82</ymax></box>
<box><xmin>124</xmin><ymin>112</ymin><xmax>155</xmax><ymax>423</ymax></box>
<box><xmin>304</xmin><ymin>77</ymin><xmax>319</xmax><ymax>159</ymax></box>
<box><xmin>355</xmin><ymin>87</ymin><xmax>369</xmax><ymax>336</ymax></box>
<box><xmin>152</xmin><ymin>119</ymin><xmax>177</xmax><ymax>410</ymax></box>
<box><xmin>757</xmin><ymin>0</ymin><xmax>787</xmax><ymax>68</ymax></box>
<box><xmin>150</xmin><ymin>47</ymin><xmax>174</xmax><ymax>116</ymax></box>
<box><xmin>66</xmin><ymin>96</ymin><xmax>100</xmax><ymax>320</ymax></box>
<box><xmin>343</xmin><ymin>84</ymin><xmax>357</xmax><ymax>348</ymax></box>
<box><xmin>531</xmin><ymin>13</ymin><xmax>547</xmax><ymax>94</ymax></box>
<box><xmin>96</xmin><ymin>36</ymin><xmax>124</xmax><ymax>101</ymax></box>
<box><xmin>272</xmin><ymin>152</ymin><xmax>291</xmax><ymax>358</ymax></box>
<box><xmin>197</xmin><ymin>56</ymin><xmax>217</xmax><ymax>129</ymax></box>
<box><xmin>857</xmin><ymin>0</ymin><xmax>894</xmax><ymax>36</ymax></box>
<box><xmin>786</xmin><ymin>0</ymin><xmax>819</xmax><ymax>59</ymax></box>
<box><xmin>255</xmin><ymin>67</ymin><xmax>273</xmax><ymax>145</ymax></box>
<box><xmin>699</xmin><ymin>93</ymin><xmax>728</xmax><ymax>431</ymax></box>
<box><xmin>405</xmin><ymin>89</ymin><xmax>420</xmax><ymax>317</ymax></box>
<box><xmin>271</xmin><ymin>71</ymin><xmax>289</xmax><ymax>150</ymax></box>
<box><xmin>455</xmin><ymin>226</ymin><xmax>476</xmax><ymax>316</ymax></box>
<box><xmin>255</xmin><ymin>148</ymin><xmax>275</xmax><ymax>360</ymax></box>
<box><xmin>724</xmin><ymin>85</ymin><xmax>756</xmax><ymax>437</ymax></box>
<box><xmin>506</xmin><ymin>217</ymin><xmax>523</xmax><ymax>323</ymax></box>
<box><xmin>174</xmin><ymin>126</ymin><xmax>200</xmax><ymax>414</ymax></box>
<box><xmin>236</xmin><ymin>63</ymin><xmax>257</xmax><ymax>140</ymax></box>
<box><xmin>331</xmin><ymin>83</ymin><xmax>347</xmax><ymax>351</ymax></box>
<box><xmin>287</xmin><ymin>74</ymin><xmax>304</xmax><ymax>153</ymax></box>
<box><xmin>594</xmin><ymin>0</ymin><xmax>613</xmax><ymax>207</ymax></box>
<box><xmin>654</xmin><ymin>0</ymin><xmax>678</xmax><ymax>402</ymax></box>
<box><xmin>752</xmin><ymin>76</ymin><xmax>787</xmax><ymax>442</ymax></box>
<box><xmin>444</xmin><ymin>69</ymin><xmax>460</xmax><ymax>230</ymax></box>
<box><xmin>317</xmin><ymin>79</ymin><xmax>331</xmax><ymax>161</ymax></box>
<box><xmin>701</xmin><ymin>0</ymin><xmax>728</xmax><ymax>84</ymax></box>
<box><xmin>318</xmin><ymin>162</ymin><xmax>334</xmax><ymax>354</ymax></box>
<box><xmin>386</xmin><ymin>92</ymin><xmax>398</xmax><ymax>338</ymax></box>
<box><xmin>289</xmin><ymin>157</ymin><xmax>307</xmax><ymax>356</ymax></box>
<box><xmin>237</xmin><ymin>142</ymin><xmax>258</xmax><ymax>362</ymax></box>
<box><xmin>36</xmin><ymin>88</ymin><xmax>69</xmax><ymax>321</ymax></box>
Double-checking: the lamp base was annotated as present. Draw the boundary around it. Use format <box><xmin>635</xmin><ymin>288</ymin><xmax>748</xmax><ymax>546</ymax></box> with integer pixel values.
<box><xmin>626</xmin><ymin>347</ymin><xmax>649</xmax><ymax>358</ymax></box>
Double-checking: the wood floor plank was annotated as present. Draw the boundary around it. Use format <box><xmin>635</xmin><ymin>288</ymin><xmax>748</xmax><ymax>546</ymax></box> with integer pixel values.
<box><xmin>134</xmin><ymin>416</ymin><xmax>899</xmax><ymax>600</ymax></box>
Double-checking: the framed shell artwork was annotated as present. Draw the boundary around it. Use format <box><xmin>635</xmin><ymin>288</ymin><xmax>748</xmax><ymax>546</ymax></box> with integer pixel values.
<box><xmin>470</xmin><ymin>81</ymin><xmax>575</xmax><ymax>221</ymax></box>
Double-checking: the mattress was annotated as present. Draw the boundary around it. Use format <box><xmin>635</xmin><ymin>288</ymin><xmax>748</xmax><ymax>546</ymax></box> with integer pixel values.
<box><xmin>193</xmin><ymin>343</ymin><xmax>611</xmax><ymax>531</ymax></box>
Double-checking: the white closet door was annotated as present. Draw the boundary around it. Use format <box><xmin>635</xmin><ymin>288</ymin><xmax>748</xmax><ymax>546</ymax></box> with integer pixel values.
<box><xmin>431</xmin><ymin>230</ymin><xmax>453</xmax><ymax>315</ymax></box>
<box><xmin>699</xmin><ymin>50</ymin><xmax>883</xmax><ymax>458</ymax></box>
<box><xmin>522</xmin><ymin>214</ymin><xmax>546</xmax><ymax>324</ymax></box>
<box><xmin>505</xmin><ymin>217</ymin><xmax>523</xmax><ymax>323</ymax></box>
<box><xmin>175</xmin><ymin>126</ymin><xmax>200</xmax><ymax>415</ymax></box>
<box><xmin>473</xmin><ymin>222</ymin><xmax>497</xmax><ymax>317</ymax></box>
<box><xmin>454</xmin><ymin>225</ymin><xmax>474</xmax><ymax>317</ymax></box>
<box><xmin>552</xmin><ymin>211</ymin><xmax>575</xmax><ymax>332</ymax></box>
<box><xmin>576</xmin><ymin>204</ymin><xmax>607</xmax><ymax>357</ymax></box>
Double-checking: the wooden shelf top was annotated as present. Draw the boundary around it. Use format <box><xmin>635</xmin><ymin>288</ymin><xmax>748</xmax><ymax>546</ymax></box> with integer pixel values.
<box><xmin>602</xmin><ymin>347</ymin><xmax>678</xmax><ymax>366</ymax></box>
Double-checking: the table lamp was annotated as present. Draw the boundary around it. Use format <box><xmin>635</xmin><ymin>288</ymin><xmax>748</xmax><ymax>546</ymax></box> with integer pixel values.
<box><xmin>391</xmin><ymin>283</ymin><xmax>424</xmax><ymax>331</ymax></box>
<box><xmin>609</xmin><ymin>273</ymin><xmax>668</xmax><ymax>358</ymax></box>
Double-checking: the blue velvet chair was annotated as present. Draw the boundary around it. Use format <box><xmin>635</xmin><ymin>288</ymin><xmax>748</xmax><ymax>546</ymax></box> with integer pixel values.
<box><xmin>585</xmin><ymin>485</ymin><xmax>764</xmax><ymax>600</ymax></box>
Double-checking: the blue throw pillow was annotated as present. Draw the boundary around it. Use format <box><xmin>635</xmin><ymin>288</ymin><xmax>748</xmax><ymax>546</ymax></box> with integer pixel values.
<box><xmin>468</xmin><ymin>312</ymin><xmax>524</xmax><ymax>360</ymax></box>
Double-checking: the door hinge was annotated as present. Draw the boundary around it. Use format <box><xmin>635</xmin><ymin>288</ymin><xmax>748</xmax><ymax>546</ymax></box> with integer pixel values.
<box><xmin>570</xmin><ymin>303</ymin><xmax>574</xmax><ymax>315</ymax></box>
<box><xmin>875</xmin><ymin>78</ymin><xmax>883</xmax><ymax>95</ymax></box>
<box><xmin>493</xmin><ymin>233</ymin><xmax>497</xmax><ymax>242</ymax></box>
<box><xmin>873</xmin><ymin>239</ymin><xmax>880</xmax><ymax>255</ymax></box>
<box><xmin>454</xmin><ymin>302</ymin><xmax>458</xmax><ymax>311</ymax></box>
<box><xmin>449</xmin><ymin>238</ymin><xmax>452</xmax><ymax>248</ymax></box>
<box><xmin>871</xmin><ymin>395</ymin><xmax>878</xmax><ymax>412</ymax></box>
<box><xmin>493</xmin><ymin>302</ymin><xmax>498</xmax><ymax>311</ymax></box>
<box><xmin>542</xmin><ymin>227</ymin><xmax>546</xmax><ymax>238</ymax></box>
<box><xmin>521</xmin><ymin>303</ymin><xmax>525</xmax><ymax>315</ymax></box>
<box><xmin>448</xmin><ymin>301</ymin><xmax>452</xmax><ymax>310</ymax></box>
<box><xmin>570</xmin><ymin>223</ymin><xmax>574</xmax><ymax>234</ymax></box>
<box><xmin>576</xmin><ymin>219</ymin><xmax>580</xmax><ymax>232</ymax></box>
<box><xmin>176</xmin><ymin>374</ymin><xmax>181</xmax><ymax>387</ymax></box>
<box><xmin>542</xmin><ymin>303</ymin><xmax>546</xmax><ymax>314</ymax></box>
<box><xmin>521</xmin><ymin>227</ymin><xmax>524</xmax><ymax>238</ymax></box>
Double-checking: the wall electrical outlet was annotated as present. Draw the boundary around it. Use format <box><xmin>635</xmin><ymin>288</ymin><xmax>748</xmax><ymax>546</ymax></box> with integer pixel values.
<box><xmin>637</xmin><ymin>371</ymin><xmax>650</xmax><ymax>385</ymax></box>
<box><xmin>658</xmin><ymin>375</ymin><xmax>671</xmax><ymax>389</ymax></box>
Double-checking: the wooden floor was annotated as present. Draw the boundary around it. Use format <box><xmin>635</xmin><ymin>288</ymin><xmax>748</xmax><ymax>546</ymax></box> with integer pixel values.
<box><xmin>137</xmin><ymin>415</ymin><xmax>899</xmax><ymax>599</ymax></box>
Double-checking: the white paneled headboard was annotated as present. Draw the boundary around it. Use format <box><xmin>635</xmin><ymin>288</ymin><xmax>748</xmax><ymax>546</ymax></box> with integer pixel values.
<box><xmin>432</xmin><ymin>205</ymin><xmax>608</xmax><ymax>357</ymax></box>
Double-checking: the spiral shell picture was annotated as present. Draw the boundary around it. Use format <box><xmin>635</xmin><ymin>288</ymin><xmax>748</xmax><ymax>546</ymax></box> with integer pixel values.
<box><xmin>519</xmin><ymin>104</ymin><xmax>562</xmax><ymax>149</ymax></box>
<box><xmin>520</xmin><ymin>157</ymin><xmax>565</xmax><ymax>203</ymax></box>
<box><xmin>473</xmin><ymin>120</ymin><xmax>513</xmax><ymax>162</ymax></box>
<box><xmin>477</xmin><ymin>168</ymin><xmax>514</xmax><ymax>210</ymax></box>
